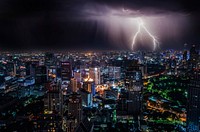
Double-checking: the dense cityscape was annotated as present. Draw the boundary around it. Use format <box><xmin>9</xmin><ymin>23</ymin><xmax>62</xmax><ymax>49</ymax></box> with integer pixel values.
<box><xmin>0</xmin><ymin>45</ymin><xmax>199</xmax><ymax>132</ymax></box>
<box><xmin>0</xmin><ymin>0</ymin><xmax>199</xmax><ymax>131</ymax></box>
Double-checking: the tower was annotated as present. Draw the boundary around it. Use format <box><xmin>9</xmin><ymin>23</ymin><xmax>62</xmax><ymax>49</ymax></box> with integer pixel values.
<box><xmin>65</xmin><ymin>93</ymin><xmax>82</xmax><ymax>125</ymax></box>
<box><xmin>187</xmin><ymin>70</ymin><xmax>200</xmax><ymax>132</ymax></box>
<box><xmin>89</xmin><ymin>67</ymin><xmax>101</xmax><ymax>85</ymax></box>
<box><xmin>70</xmin><ymin>78</ymin><xmax>77</xmax><ymax>92</ymax></box>
<box><xmin>189</xmin><ymin>45</ymin><xmax>199</xmax><ymax>69</ymax></box>
<box><xmin>83</xmin><ymin>78</ymin><xmax>95</xmax><ymax>96</ymax></box>
<box><xmin>61</xmin><ymin>62</ymin><xmax>72</xmax><ymax>81</ymax></box>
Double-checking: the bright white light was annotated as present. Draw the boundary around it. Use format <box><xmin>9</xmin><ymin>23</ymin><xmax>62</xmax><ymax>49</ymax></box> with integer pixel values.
<box><xmin>132</xmin><ymin>18</ymin><xmax>159</xmax><ymax>51</ymax></box>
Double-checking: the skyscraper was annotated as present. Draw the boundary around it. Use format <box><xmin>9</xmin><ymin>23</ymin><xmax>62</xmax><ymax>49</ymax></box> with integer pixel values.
<box><xmin>45</xmin><ymin>52</ymin><xmax>55</xmax><ymax>67</ymax></box>
<box><xmin>83</xmin><ymin>78</ymin><xmax>95</xmax><ymax>96</ymax></box>
<box><xmin>70</xmin><ymin>78</ymin><xmax>77</xmax><ymax>92</ymax></box>
<box><xmin>124</xmin><ymin>62</ymin><xmax>143</xmax><ymax>130</ymax></box>
<box><xmin>44</xmin><ymin>84</ymin><xmax>60</xmax><ymax>113</ymax></box>
<box><xmin>61</xmin><ymin>62</ymin><xmax>72</xmax><ymax>81</ymax></box>
<box><xmin>65</xmin><ymin>93</ymin><xmax>82</xmax><ymax>125</ymax></box>
<box><xmin>187</xmin><ymin>70</ymin><xmax>200</xmax><ymax>132</ymax></box>
<box><xmin>108</xmin><ymin>66</ymin><xmax>121</xmax><ymax>81</ymax></box>
<box><xmin>35</xmin><ymin>65</ymin><xmax>47</xmax><ymax>84</ymax></box>
<box><xmin>125</xmin><ymin>63</ymin><xmax>142</xmax><ymax>92</ymax></box>
<box><xmin>89</xmin><ymin>67</ymin><xmax>101</xmax><ymax>85</ymax></box>
<box><xmin>189</xmin><ymin>45</ymin><xmax>199</xmax><ymax>69</ymax></box>
<box><xmin>25</xmin><ymin>61</ymin><xmax>36</xmax><ymax>77</ymax></box>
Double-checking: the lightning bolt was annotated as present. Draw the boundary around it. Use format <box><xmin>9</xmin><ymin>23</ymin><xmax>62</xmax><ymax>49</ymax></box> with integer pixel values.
<box><xmin>132</xmin><ymin>18</ymin><xmax>159</xmax><ymax>51</ymax></box>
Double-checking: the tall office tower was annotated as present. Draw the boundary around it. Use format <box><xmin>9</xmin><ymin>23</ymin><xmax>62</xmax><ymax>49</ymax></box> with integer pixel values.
<box><xmin>127</xmin><ymin>91</ymin><xmax>141</xmax><ymax>115</ymax></box>
<box><xmin>125</xmin><ymin>64</ymin><xmax>143</xmax><ymax>115</ymax></box>
<box><xmin>108</xmin><ymin>66</ymin><xmax>121</xmax><ymax>81</ymax></box>
<box><xmin>125</xmin><ymin>64</ymin><xmax>142</xmax><ymax>92</ymax></box>
<box><xmin>70</xmin><ymin>78</ymin><xmax>77</xmax><ymax>92</ymax></box>
<box><xmin>45</xmin><ymin>52</ymin><xmax>55</xmax><ymax>67</ymax></box>
<box><xmin>187</xmin><ymin>70</ymin><xmax>200</xmax><ymax>132</ymax></box>
<box><xmin>189</xmin><ymin>45</ymin><xmax>199</xmax><ymax>69</ymax></box>
<box><xmin>25</xmin><ymin>61</ymin><xmax>34</xmax><ymax>76</ymax></box>
<box><xmin>35</xmin><ymin>65</ymin><xmax>47</xmax><ymax>84</ymax></box>
<box><xmin>47</xmin><ymin>66</ymin><xmax>57</xmax><ymax>81</ymax></box>
<box><xmin>183</xmin><ymin>50</ymin><xmax>188</xmax><ymax>69</ymax></box>
<box><xmin>183</xmin><ymin>51</ymin><xmax>188</xmax><ymax>62</ymax></box>
<box><xmin>83</xmin><ymin>78</ymin><xmax>95</xmax><ymax>96</ymax></box>
<box><xmin>6</xmin><ymin>62</ymin><xmax>16</xmax><ymax>76</ymax></box>
<box><xmin>61</xmin><ymin>62</ymin><xmax>72</xmax><ymax>81</ymax></box>
<box><xmin>139</xmin><ymin>64</ymin><xmax>147</xmax><ymax>78</ymax></box>
<box><xmin>79</xmin><ymin>88</ymin><xmax>93</xmax><ymax>107</ymax></box>
<box><xmin>74</xmin><ymin>71</ymin><xmax>81</xmax><ymax>83</ymax></box>
<box><xmin>62</xmin><ymin>116</ymin><xmax>77</xmax><ymax>132</ymax></box>
<box><xmin>89</xmin><ymin>67</ymin><xmax>101</xmax><ymax>85</ymax></box>
<box><xmin>65</xmin><ymin>93</ymin><xmax>82</xmax><ymax>126</ymax></box>
<box><xmin>33</xmin><ymin>113</ymin><xmax>61</xmax><ymax>131</ymax></box>
<box><xmin>170</xmin><ymin>58</ymin><xmax>177</xmax><ymax>75</ymax></box>
<box><xmin>44</xmin><ymin>84</ymin><xmax>60</xmax><ymax>113</ymax></box>
<box><xmin>117</xmin><ymin>89</ymin><xmax>128</xmax><ymax>113</ymax></box>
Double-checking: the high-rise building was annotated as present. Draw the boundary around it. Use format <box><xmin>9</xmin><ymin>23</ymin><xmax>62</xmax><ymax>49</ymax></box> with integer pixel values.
<box><xmin>33</xmin><ymin>113</ymin><xmax>61</xmax><ymax>131</ymax></box>
<box><xmin>183</xmin><ymin>50</ymin><xmax>188</xmax><ymax>62</ymax></box>
<box><xmin>89</xmin><ymin>67</ymin><xmax>100</xmax><ymax>85</ymax></box>
<box><xmin>62</xmin><ymin>116</ymin><xmax>76</xmax><ymax>132</ymax></box>
<box><xmin>61</xmin><ymin>62</ymin><xmax>72</xmax><ymax>81</ymax></box>
<box><xmin>44</xmin><ymin>84</ymin><xmax>60</xmax><ymax>113</ymax></box>
<box><xmin>117</xmin><ymin>89</ymin><xmax>128</xmax><ymax>114</ymax></box>
<box><xmin>83</xmin><ymin>78</ymin><xmax>95</xmax><ymax>96</ymax></box>
<box><xmin>124</xmin><ymin>63</ymin><xmax>143</xmax><ymax>129</ymax></box>
<box><xmin>35</xmin><ymin>65</ymin><xmax>47</xmax><ymax>84</ymax></box>
<box><xmin>127</xmin><ymin>91</ymin><xmax>141</xmax><ymax>115</ymax></box>
<box><xmin>74</xmin><ymin>71</ymin><xmax>82</xmax><ymax>89</ymax></box>
<box><xmin>189</xmin><ymin>45</ymin><xmax>199</xmax><ymax>69</ymax></box>
<box><xmin>70</xmin><ymin>78</ymin><xmax>77</xmax><ymax>92</ymax></box>
<box><xmin>25</xmin><ymin>61</ymin><xmax>36</xmax><ymax>77</ymax></box>
<box><xmin>74</xmin><ymin>71</ymin><xmax>81</xmax><ymax>83</ymax></box>
<box><xmin>79</xmin><ymin>88</ymin><xmax>93</xmax><ymax>107</ymax></box>
<box><xmin>64</xmin><ymin>93</ymin><xmax>82</xmax><ymax>128</ymax></box>
<box><xmin>45</xmin><ymin>52</ymin><xmax>55</xmax><ymax>67</ymax></box>
<box><xmin>125</xmin><ymin>64</ymin><xmax>142</xmax><ymax>92</ymax></box>
<box><xmin>108</xmin><ymin>66</ymin><xmax>121</xmax><ymax>81</ymax></box>
<box><xmin>187</xmin><ymin>70</ymin><xmax>200</xmax><ymax>132</ymax></box>
<box><xmin>6</xmin><ymin>62</ymin><xmax>16</xmax><ymax>76</ymax></box>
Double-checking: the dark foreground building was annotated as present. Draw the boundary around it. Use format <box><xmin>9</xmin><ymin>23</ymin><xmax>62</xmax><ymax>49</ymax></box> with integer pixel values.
<box><xmin>187</xmin><ymin>70</ymin><xmax>200</xmax><ymax>132</ymax></box>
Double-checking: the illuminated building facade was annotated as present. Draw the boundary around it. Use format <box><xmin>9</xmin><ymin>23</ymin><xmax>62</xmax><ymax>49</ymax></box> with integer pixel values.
<box><xmin>89</xmin><ymin>67</ymin><xmax>100</xmax><ymax>85</ymax></box>
<box><xmin>187</xmin><ymin>70</ymin><xmax>200</xmax><ymax>132</ymax></box>
<box><xmin>79</xmin><ymin>88</ymin><xmax>93</xmax><ymax>107</ymax></box>
<box><xmin>70</xmin><ymin>78</ymin><xmax>77</xmax><ymax>92</ymax></box>
<box><xmin>124</xmin><ymin>62</ymin><xmax>143</xmax><ymax>129</ymax></box>
<box><xmin>74</xmin><ymin>71</ymin><xmax>81</xmax><ymax>83</ymax></box>
<box><xmin>65</xmin><ymin>93</ymin><xmax>82</xmax><ymax>125</ymax></box>
<box><xmin>108</xmin><ymin>66</ymin><xmax>121</xmax><ymax>81</ymax></box>
<box><xmin>83</xmin><ymin>78</ymin><xmax>95</xmax><ymax>96</ymax></box>
<box><xmin>125</xmin><ymin>64</ymin><xmax>142</xmax><ymax>91</ymax></box>
<box><xmin>189</xmin><ymin>45</ymin><xmax>199</xmax><ymax>69</ymax></box>
<box><xmin>61</xmin><ymin>62</ymin><xmax>72</xmax><ymax>81</ymax></box>
<box><xmin>6</xmin><ymin>62</ymin><xmax>16</xmax><ymax>76</ymax></box>
<box><xmin>44</xmin><ymin>84</ymin><xmax>60</xmax><ymax>113</ymax></box>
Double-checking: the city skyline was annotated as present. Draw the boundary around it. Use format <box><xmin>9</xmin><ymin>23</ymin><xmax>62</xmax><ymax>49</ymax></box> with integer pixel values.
<box><xmin>0</xmin><ymin>1</ymin><xmax>200</xmax><ymax>132</ymax></box>
<box><xmin>0</xmin><ymin>48</ymin><xmax>199</xmax><ymax>131</ymax></box>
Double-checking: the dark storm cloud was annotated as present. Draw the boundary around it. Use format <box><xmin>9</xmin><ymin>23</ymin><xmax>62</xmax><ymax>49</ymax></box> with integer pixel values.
<box><xmin>0</xmin><ymin>0</ymin><xmax>199</xmax><ymax>51</ymax></box>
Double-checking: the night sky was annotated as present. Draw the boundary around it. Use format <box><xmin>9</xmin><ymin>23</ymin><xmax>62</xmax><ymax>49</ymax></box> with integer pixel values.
<box><xmin>0</xmin><ymin>0</ymin><xmax>199</xmax><ymax>51</ymax></box>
